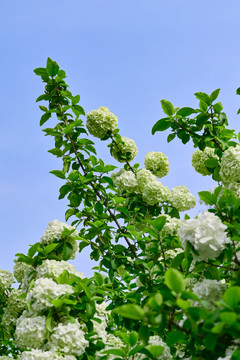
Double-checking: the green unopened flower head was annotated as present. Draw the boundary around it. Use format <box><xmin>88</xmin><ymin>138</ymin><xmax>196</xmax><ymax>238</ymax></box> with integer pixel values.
<box><xmin>142</xmin><ymin>180</ymin><xmax>170</xmax><ymax>206</ymax></box>
<box><xmin>144</xmin><ymin>151</ymin><xmax>169</xmax><ymax>178</ymax></box>
<box><xmin>169</xmin><ymin>185</ymin><xmax>196</xmax><ymax>211</ymax></box>
<box><xmin>192</xmin><ymin>148</ymin><xmax>219</xmax><ymax>176</ymax></box>
<box><xmin>220</xmin><ymin>145</ymin><xmax>240</xmax><ymax>182</ymax></box>
<box><xmin>136</xmin><ymin>168</ymin><xmax>157</xmax><ymax>191</ymax></box>
<box><xmin>86</xmin><ymin>106</ymin><xmax>118</xmax><ymax>139</ymax></box>
<box><xmin>111</xmin><ymin>137</ymin><xmax>138</xmax><ymax>163</ymax></box>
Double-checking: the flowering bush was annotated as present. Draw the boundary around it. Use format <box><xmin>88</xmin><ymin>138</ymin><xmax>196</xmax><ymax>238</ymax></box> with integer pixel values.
<box><xmin>1</xmin><ymin>59</ymin><xmax>240</xmax><ymax>359</ymax></box>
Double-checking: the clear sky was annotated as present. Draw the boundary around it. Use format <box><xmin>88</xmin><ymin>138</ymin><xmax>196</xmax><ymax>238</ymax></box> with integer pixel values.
<box><xmin>1</xmin><ymin>0</ymin><xmax>240</xmax><ymax>277</ymax></box>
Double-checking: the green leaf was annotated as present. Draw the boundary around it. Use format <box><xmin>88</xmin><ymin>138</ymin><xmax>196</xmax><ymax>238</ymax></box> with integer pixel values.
<box><xmin>213</xmin><ymin>102</ymin><xmax>223</xmax><ymax>113</ymax></box>
<box><xmin>198</xmin><ymin>191</ymin><xmax>216</xmax><ymax>205</ymax></box>
<box><xmin>194</xmin><ymin>92</ymin><xmax>211</xmax><ymax>105</ymax></box>
<box><xmin>49</xmin><ymin>170</ymin><xmax>66</xmax><ymax>179</ymax></box>
<box><xmin>223</xmin><ymin>287</ymin><xmax>240</xmax><ymax>308</ymax></box>
<box><xmin>165</xmin><ymin>268</ymin><xmax>185</xmax><ymax>294</ymax></box>
<box><xmin>95</xmin><ymin>201</ymin><xmax>103</xmax><ymax>215</ymax></box>
<box><xmin>102</xmin><ymin>349</ymin><xmax>125</xmax><ymax>357</ymax></box>
<box><xmin>152</xmin><ymin>118</ymin><xmax>171</xmax><ymax>134</ymax></box>
<box><xmin>148</xmin><ymin>345</ymin><xmax>164</xmax><ymax>357</ymax></box>
<box><xmin>153</xmin><ymin>216</ymin><xmax>167</xmax><ymax>232</ymax></box>
<box><xmin>176</xmin><ymin>107</ymin><xmax>197</xmax><ymax>117</ymax></box>
<box><xmin>220</xmin><ymin>312</ymin><xmax>237</xmax><ymax>325</ymax></box>
<box><xmin>44</xmin><ymin>243</ymin><xmax>58</xmax><ymax>255</ymax></box>
<box><xmin>195</xmin><ymin>113</ymin><xmax>210</xmax><ymax>129</ymax></box>
<box><xmin>166</xmin><ymin>331</ymin><xmax>186</xmax><ymax>346</ymax></box>
<box><xmin>204</xmin><ymin>158</ymin><xmax>219</xmax><ymax>168</ymax></box>
<box><xmin>40</xmin><ymin>112</ymin><xmax>51</xmax><ymax>126</ymax></box>
<box><xmin>210</xmin><ymin>88</ymin><xmax>221</xmax><ymax>101</ymax></box>
<box><xmin>46</xmin><ymin>311</ymin><xmax>54</xmax><ymax>332</ymax></box>
<box><xmin>72</xmin><ymin>104</ymin><xmax>85</xmax><ymax>116</ymax></box>
<box><xmin>94</xmin><ymin>272</ymin><xmax>104</xmax><ymax>286</ymax></box>
<box><xmin>128</xmin><ymin>332</ymin><xmax>139</xmax><ymax>347</ymax></box>
<box><xmin>28</xmin><ymin>242</ymin><xmax>40</xmax><ymax>257</ymax></box>
<box><xmin>34</xmin><ymin>67</ymin><xmax>48</xmax><ymax>76</ymax></box>
<box><xmin>236</xmin><ymin>87</ymin><xmax>240</xmax><ymax>95</ymax></box>
<box><xmin>167</xmin><ymin>133</ymin><xmax>176</xmax><ymax>143</ymax></box>
<box><xmin>114</xmin><ymin>304</ymin><xmax>144</xmax><ymax>320</ymax></box>
<box><xmin>46</xmin><ymin>57</ymin><xmax>59</xmax><ymax>77</ymax></box>
<box><xmin>65</xmin><ymin>208</ymin><xmax>76</xmax><ymax>221</ymax></box>
<box><xmin>176</xmin><ymin>298</ymin><xmax>191</xmax><ymax>309</ymax></box>
<box><xmin>62</xmin><ymin>242</ymin><xmax>73</xmax><ymax>260</ymax></box>
<box><xmin>199</xmin><ymin>100</ymin><xmax>208</xmax><ymax>112</ymax></box>
<box><xmin>58</xmin><ymin>70</ymin><xmax>66</xmax><ymax>78</ymax></box>
<box><xmin>160</xmin><ymin>99</ymin><xmax>175</xmax><ymax>116</ymax></box>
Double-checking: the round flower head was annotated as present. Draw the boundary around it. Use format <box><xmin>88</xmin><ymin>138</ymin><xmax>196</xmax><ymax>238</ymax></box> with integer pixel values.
<box><xmin>48</xmin><ymin>321</ymin><xmax>89</xmax><ymax>356</ymax></box>
<box><xmin>36</xmin><ymin>260</ymin><xmax>84</xmax><ymax>280</ymax></box>
<box><xmin>169</xmin><ymin>186</ymin><xmax>196</xmax><ymax>211</ymax></box>
<box><xmin>158</xmin><ymin>214</ymin><xmax>182</xmax><ymax>237</ymax></box>
<box><xmin>136</xmin><ymin>168</ymin><xmax>157</xmax><ymax>191</ymax></box>
<box><xmin>144</xmin><ymin>151</ymin><xmax>169</xmax><ymax>178</ymax></box>
<box><xmin>129</xmin><ymin>336</ymin><xmax>172</xmax><ymax>360</ymax></box>
<box><xmin>1</xmin><ymin>289</ymin><xmax>27</xmax><ymax>334</ymax></box>
<box><xmin>178</xmin><ymin>210</ymin><xmax>230</xmax><ymax>261</ymax></box>
<box><xmin>112</xmin><ymin>170</ymin><xmax>138</xmax><ymax>194</ymax></box>
<box><xmin>19</xmin><ymin>350</ymin><xmax>77</xmax><ymax>360</ymax></box>
<box><xmin>0</xmin><ymin>270</ymin><xmax>14</xmax><ymax>292</ymax></box>
<box><xmin>86</xmin><ymin>106</ymin><xmax>118</xmax><ymax>139</ymax></box>
<box><xmin>222</xmin><ymin>181</ymin><xmax>240</xmax><ymax>198</ymax></box>
<box><xmin>13</xmin><ymin>261</ymin><xmax>34</xmax><ymax>284</ymax></box>
<box><xmin>15</xmin><ymin>314</ymin><xmax>47</xmax><ymax>349</ymax></box>
<box><xmin>220</xmin><ymin>145</ymin><xmax>240</xmax><ymax>182</ymax></box>
<box><xmin>41</xmin><ymin>220</ymin><xmax>79</xmax><ymax>259</ymax></box>
<box><xmin>192</xmin><ymin>148</ymin><xmax>219</xmax><ymax>176</ymax></box>
<box><xmin>97</xmin><ymin>333</ymin><xmax>124</xmax><ymax>359</ymax></box>
<box><xmin>142</xmin><ymin>180</ymin><xmax>170</xmax><ymax>206</ymax></box>
<box><xmin>192</xmin><ymin>279</ymin><xmax>226</xmax><ymax>303</ymax></box>
<box><xmin>27</xmin><ymin>278</ymin><xmax>74</xmax><ymax>312</ymax></box>
<box><xmin>111</xmin><ymin>137</ymin><xmax>138</xmax><ymax>163</ymax></box>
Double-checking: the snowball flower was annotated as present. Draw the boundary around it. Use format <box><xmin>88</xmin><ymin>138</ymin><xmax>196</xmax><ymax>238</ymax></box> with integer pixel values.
<box><xmin>169</xmin><ymin>186</ymin><xmax>196</xmax><ymax>211</ymax></box>
<box><xmin>130</xmin><ymin>336</ymin><xmax>172</xmax><ymax>360</ymax></box>
<box><xmin>27</xmin><ymin>278</ymin><xmax>74</xmax><ymax>311</ymax></box>
<box><xmin>13</xmin><ymin>261</ymin><xmax>34</xmax><ymax>284</ymax></box>
<box><xmin>111</xmin><ymin>137</ymin><xmax>138</xmax><ymax>163</ymax></box>
<box><xmin>178</xmin><ymin>210</ymin><xmax>230</xmax><ymax>261</ymax></box>
<box><xmin>159</xmin><ymin>214</ymin><xmax>182</xmax><ymax>237</ymax></box>
<box><xmin>222</xmin><ymin>181</ymin><xmax>240</xmax><ymax>199</ymax></box>
<box><xmin>41</xmin><ymin>220</ymin><xmax>78</xmax><ymax>259</ymax></box>
<box><xmin>136</xmin><ymin>168</ymin><xmax>157</xmax><ymax>190</ymax></box>
<box><xmin>192</xmin><ymin>279</ymin><xmax>226</xmax><ymax>303</ymax></box>
<box><xmin>0</xmin><ymin>270</ymin><xmax>14</xmax><ymax>292</ymax></box>
<box><xmin>48</xmin><ymin>321</ymin><xmax>89</xmax><ymax>356</ymax></box>
<box><xmin>2</xmin><ymin>289</ymin><xmax>27</xmax><ymax>333</ymax></box>
<box><xmin>142</xmin><ymin>180</ymin><xmax>170</xmax><ymax>206</ymax></box>
<box><xmin>36</xmin><ymin>259</ymin><xmax>84</xmax><ymax>280</ymax></box>
<box><xmin>144</xmin><ymin>151</ymin><xmax>169</xmax><ymax>178</ymax></box>
<box><xmin>92</xmin><ymin>303</ymin><xmax>109</xmax><ymax>342</ymax></box>
<box><xmin>111</xmin><ymin>169</ymin><xmax>138</xmax><ymax>194</ymax></box>
<box><xmin>19</xmin><ymin>350</ymin><xmax>77</xmax><ymax>360</ymax></box>
<box><xmin>15</xmin><ymin>315</ymin><xmax>47</xmax><ymax>349</ymax></box>
<box><xmin>220</xmin><ymin>145</ymin><xmax>240</xmax><ymax>182</ymax></box>
<box><xmin>192</xmin><ymin>148</ymin><xmax>219</xmax><ymax>176</ymax></box>
<box><xmin>86</xmin><ymin>106</ymin><xmax>118</xmax><ymax>139</ymax></box>
<box><xmin>97</xmin><ymin>333</ymin><xmax>124</xmax><ymax>359</ymax></box>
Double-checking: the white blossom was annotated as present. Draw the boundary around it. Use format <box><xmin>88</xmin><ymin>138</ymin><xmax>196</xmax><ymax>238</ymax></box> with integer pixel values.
<box><xmin>1</xmin><ymin>289</ymin><xmax>26</xmax><ymax>332</ymax></box>
<box><xmin>144</xmin><ymin>151</ymin><xmax>169</xmax><ymax>178</ymax></box>
<box><xmin>0</xmin><ymin>270</ymin><xmax>14</xmax><ymax>292</ymax></box>
<box><xmin>13</xmin><ymin>261</ymin><xmax>34</xmax><ymax>284</ymax></box>
<box><xmin>192</xmin><ymin>148</ymin><xmax>218</xmax><ymax>176</ymax></box>
<box><xmin>178</xmin><ymin>210</ymin><xmax>230</xmax><ymax>261</ymax></box>
<box><xmin>86</xmin><ymin>106</ymin><xmax>118</xmax><ymax>139</ymax></box>
<box><xmin>130</xmin><ymin>336</ymin><xmax>172</xmax><ymax>360</ymax></box>
<box><xmin>169</xmin><ymin>186</ymin><xmax>196</xmax><ymax>212</ymax></box>
<box><xmin>112</xmin><ymin>170</ymin><xmax>138</xmax><ymax>194</ymax></box>
<box><xmin>111</xmin><ymin>137</ymin><xmax>138</xmax><ymax>163</ymax></box>
<box><xmin>192</xmin><ymin>279</ymin><xmax>226</xmax><ymax>303</ymax></box>
<box><xmin>159</xmin><ymin>215</ymin><xmax>182</xmax><ymax>237</ymax></box>
<box><xmin>136</xmin><ymin>168</ymin><xmax>157</xmax><ymax>190</ymax></box>
<box><xmin>220</xmin><ymin>145</ymin><xmax>240</xmax><ymax>182</ymax></box>
<box><xmin>48</xmin><ymin>321</ymin><xmax>89</xmax><ymax>356</ymax></box>
<box><xmin>15</xmin><ymin>315</ymin><xmax>47</xmax><ymax>349</ymax></box>
<box><xmin>36</xmin><ymin>260</ymin><xmax>84</xmax><ymax>280</ymax></box>
<box><xmin>19</xmin><ymin>350</ymin><xmax>77</xmax><ymax>360</ymax></box>
<box><xmin>142</xmin><ymin>180</ymin><xmax>170</xmax><ymax>205</ymax></box>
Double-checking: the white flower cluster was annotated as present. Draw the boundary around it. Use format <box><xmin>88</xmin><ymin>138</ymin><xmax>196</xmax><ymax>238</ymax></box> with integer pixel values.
<box><xmin>169</xmin><ymin>186</ymin><xmax>196</xmax><ymax>211</ymax></box>
<box><xmin>41</xmin><ymin>220</ymin><xmax>79</xmax><ymax>259</ymax></box>
<box><xmin>0</xmin><ymin>270</ymin><xmax>14</xmax><ymax>292</ymax></box>
<box><xmin>26</xmin><ymin>278</ymin><xmax>74</xmax><ymax>312</ymax></box>
<box><xmin>135</xmin><ymin>168</ymin><xmax>157</xmax><ymax>190</ymax></box>
<box><xmin>142</xmin><ymin>181</ymin><xmax>170</xmax><ymax>206</ymax></box>
<box><xmin>47</xmin><ymin>321</ymin><xmax>89</xmax><ymax>356</ymax></box>
<box><xmin>192</xmin><ymin>148</ymin><xmax>219</xmax><ymax>176</ymax></box>
<box><xmin>13</xmin><ymin>261</ymin><xmax>34</xmax><ymax>284</ymax></box>
<box><xmin>15</xmin><ymin>314</ymin><xmax>47</xmax><ymax>349</ymax></box>
<box><xmin>111</xmin><ymin>137</ymin><xmax>138</xmax><ymax>163</ymax></box>
<box><xmin>222</xmin><ymin>181</ymin><xmax>240</xmax><ymax>199</ymax></box>
<box><xmin>1</xmin><ymin>289</ymin><xmax>26</xmax><ymax>333</ymax></box>
<box><xmin>178</xmin><ymin>210</ymin><xmax>230</xmax><ymax>261</ymax></box>
<box><xmin>144</xmin><ymin>151</ymin><xmax>169</xmax><ymax>178</ymax></box>
<box><xmin>86</xmin><ymin>106</ymin><xmax>118</xmax><ymax>139</ymax></box>
<box><xmin>36</xmin><ymin>259</ymin><xmax>84</xmax><ymax>280</ymax></box>
<box><xmin>220</xmin><ymin>145</ymin><xmax>240</xmax><ymax>182</ymax></box>
<box><xmin>192</xmin><ymin>279</ymin><xmax>226</xmax><ymax>303</ymax></box>
<box><xmin>130</xmin><ymin>336</ymin><xmax>172</xmax><ymax>360</ymax></box>
<box><xmin>97</xmin><ymin>333</ymin><xmax>124</xmax><ymax>359</ymax></box>
<box><xmin>92</xmin><ymin>302</ymin><xmax>109</xmax><ymax>342</ymax></box>
<box><xmin>19</xmin><ymin>350</ymin><xmax>77</xmax><ymax>360</ymax></box>
<box><xmin>111</xmin><ymin>169</ymin><xmax>138</xmax><ymax>194</ymax></box>
<box><xmin>160</xmin><ymin>215</ymin><xmax>182</xmax><ymax>237</ymax></box>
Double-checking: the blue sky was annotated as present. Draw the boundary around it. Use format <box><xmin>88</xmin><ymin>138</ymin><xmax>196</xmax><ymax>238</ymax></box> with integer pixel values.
<box><xmin>1</xmin><ymin>0</ymin><xmax>240</xmax><ymax>277</ymax></box>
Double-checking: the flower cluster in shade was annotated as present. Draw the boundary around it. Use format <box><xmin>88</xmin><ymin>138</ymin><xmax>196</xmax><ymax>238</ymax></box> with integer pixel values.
<box><xmin>192</xmin><ymin>279</ymin><xmax>226</xmax><ymax>303</ymax></box>
<box><xmin>0</xmin><ymin>270</ymin><xmax>14</xmax><ymax>293</ymax></box>
<box><xmin>178</xmin><ymin>210</ymin><xmax>230</xmax><ymax>261</ymax></box>
<box><xmin>111</xmin><ymin>167</ymin><xmax>196</xmax><ymax>211</ymax></box>
<box><xmin>144</xmin><ymin>151</ymin><xmax>169</xmax><ymax>178</ymax></box>
<box><xmin>86</xmin><ymin>106</ymin><xmax>118</xmax><ymax>140</ymax></box>
<box><xmin>41</xmin><ymin>219</ymin><xmax>79</xmax><ymax>259</ymax></box>
<box><xmin>192</xmin><ymin>147</ymin><xmax>219</xmax><ymax>176</ymax></box>
<box><xmin>130</xmin><ymin>336</ymin><xmax>172</xmax><ymax>360</ymax></box>
<box><xmin>111</xmin><ymin>136</ymin><xmax>138</xmax><ymax>163</ymax></box>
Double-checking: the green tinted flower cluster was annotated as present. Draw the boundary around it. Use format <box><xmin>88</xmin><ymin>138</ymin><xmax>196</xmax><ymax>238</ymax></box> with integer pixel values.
<box><xmin>111</xmin><ymin>136</ymin><xmax>138</xmax><ymax>163</ymax></box>
<box><xmin>169</xmin><ymin>185</ymin><xmax>196</xmax><ymax>211</ymax></box>
<box><xmin>192</xmin><ymin>148</ymin><xmax>219</xmax><ymax>176</ymax></box>
<box><xmin>142</xmin><ymin>180</ymin><xmax>170</xmax><ymax>206</ymax></box>
<box><xmin>144</xmin><ymin>151</ymin><xmax>169</xmax><ymax>178</ymax></box>
<box><xmin>86</xmin><ymin>106</ymin><xmax>118</xmax><ymax>139</ymax></box>
<box><xmin>136</xmin><ymin>168</ymin><xmax>157</xmax><ymax>190</ymax></box>
<box><xmin>111</xmin><ymin>169</ymin><xmax>139</xmax><ymax>194</ymax></box>
<box><xmin>0</xmin><ymin>270</ymin><xmax>14</xmax><ymax>292</ymax></box>
<box><xmin>220</xmin><ymin>145</ymin><xmax>240</xmax><ymax>182</ymax></box>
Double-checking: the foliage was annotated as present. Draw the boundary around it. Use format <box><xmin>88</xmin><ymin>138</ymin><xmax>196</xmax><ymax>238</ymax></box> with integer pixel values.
<box><xmin>1</xmin><ymin>58</ymin><xmax>240</xmax><ymax>359</ymax></box>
